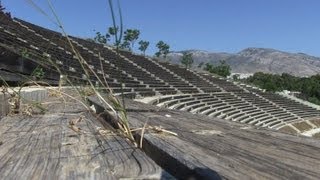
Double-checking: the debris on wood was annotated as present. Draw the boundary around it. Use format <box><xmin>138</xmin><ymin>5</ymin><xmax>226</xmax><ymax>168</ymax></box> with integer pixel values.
<box><xmin>69</xmin><ymin>124</ymin><xmax>81</xmax><ymax>133</ymax></box>
<box><xmin>150</xmin><ymin>126</ymin><xmax>178</xmax><ymax>136</ymax></box>
<box><xmin>0</xmin><ymin>86</ymin><xmax>8</xmax><ymax>94</ymax></box>
<box><xmin>68</xmin><ymin>116</ymin><xmax>83</xmax><ymax>133</ymax></box>
<box><xmin>130</xmin><ymin>125</ymin><xmax>178</xmax><ymax>137</ymax></box>
<box><xmin>191</xmin><ymin>129</ymin><xmax>223</xmax><ymax>136</ymax></box>
<box><xmin>22</xmin><ymin>105</ymin><xmax>33</xmax><ymax>116</ymax></box>
<box><xmin>69</xmin><ymin>116</ymin><xmax>83</xmax><ymax>126</ymax></box>
<box><xmin>96</xmin><ymin>127</ymin><xmax>113</xmax><ymax>136</ymax></box>
<box><xmin>90</xmin><ymin>104</ymin><xmax>96</xmax><ymax>113</ymax></box>
<box><xmin>8</xmin><ymin>93</ymin><xmax>20</xmax><ymax>115</ymax></box>
<box><xmin>140</xmin><ymin>119</ymin><xmax>149</xmax><ymax>148</ymax></box>
<box><xmin>48</xmin><ymin>89</ymin><xmax>62</xmax><ymax>97</ymax></box>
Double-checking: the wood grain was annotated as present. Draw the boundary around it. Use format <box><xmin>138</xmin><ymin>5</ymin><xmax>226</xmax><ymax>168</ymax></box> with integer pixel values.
<box><xmin>0</xmin><ymin>96</ymin><xmax>166</xmax><ymax>179</ymax></box>
<box><xmin>90</xmin><ymin>96</ymin><xmax>320</xmax><ymax>180</ymax></box>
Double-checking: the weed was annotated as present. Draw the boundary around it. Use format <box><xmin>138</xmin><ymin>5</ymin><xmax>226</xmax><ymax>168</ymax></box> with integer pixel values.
<box><xmin>8</xmin><ymin>93</ymin><xmax>20</xmax><ymax>115</ymax></box>
<box><xmin>31</xmin><ymin>66</ymin><xmax>45</xmax><ymax>80</ymax></box>
<box><xmin>68</xmin><ymin>116</ymin><xmax>83</xmax><ymax>133</ymax></box>
<box><xmin>20</xmin><ymin>48</ymin><xmax>29</xmax><ymax>58</ymax></box>
<box><xmin>22</xmin><ymin>0</ymin><xmax>136</xmax><ymax>143</ymax></box>
<box><xmin>22</xmin><ymin>104</ymin><xmax>33</xmax><ymax>116</ymax></box>
<box><xmin>2</xmin><ymin>0</ymin><xmax>177</xmax><ymax>149</ymax></box>
<box><xmin>79</xmin><ymin>86</ymin><xmax>95</xmax><ymax>97</ymax></box>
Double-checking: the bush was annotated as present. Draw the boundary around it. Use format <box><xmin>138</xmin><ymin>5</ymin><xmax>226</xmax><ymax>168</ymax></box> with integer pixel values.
<box><xmin>204</xmin><ymin>60</ymin><xmax>231</xmax><ymax>77</ymax></box>
<box><xmin>244</xmin><ymin>72</ymin><xmax>320</xmax><ymax>105</ymax></box>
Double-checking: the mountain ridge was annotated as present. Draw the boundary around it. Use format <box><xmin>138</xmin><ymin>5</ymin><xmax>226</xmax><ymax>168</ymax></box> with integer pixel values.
<box><xmin>167</xmin><ymin>48</ymin><xmax>320</xmax><ymax>76</ymax></box>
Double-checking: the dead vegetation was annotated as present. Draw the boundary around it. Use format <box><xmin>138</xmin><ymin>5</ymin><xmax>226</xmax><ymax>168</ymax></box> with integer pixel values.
<box><xmin>278</xmin><ymin>126</ymin><xmax>298</xmax><ymax>135</ymax></box>
<box><xmin>0</xmin><ymin>0</ymin><xmax>175</xmax><ymax>149</ymax></box>
<box><xmin>292</xmin><ymin>121</ymin><xmax>313</xmax><ymax>132</ymax></box>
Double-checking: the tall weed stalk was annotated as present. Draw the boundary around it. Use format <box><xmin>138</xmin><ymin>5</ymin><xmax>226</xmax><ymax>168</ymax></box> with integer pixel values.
<box><xmin>23</xmin><ymin>0</ymin><xmax>135</xmax><ymax>142</ymax></box>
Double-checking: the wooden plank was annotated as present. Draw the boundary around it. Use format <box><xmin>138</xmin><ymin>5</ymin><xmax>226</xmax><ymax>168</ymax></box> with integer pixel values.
<box><xmin>89</xmin><ymin>96</ymin><xmax>320</xmax><ymax>179</ymax></box>
<box><xmin>0</xmin><ymin>96</ymin><xmax>166</xmax><ymax>179</ymax></box>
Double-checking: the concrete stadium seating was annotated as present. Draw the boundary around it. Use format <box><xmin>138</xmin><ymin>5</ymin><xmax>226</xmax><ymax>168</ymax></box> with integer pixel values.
<box><xmin>1</xmin><ymin>12</ymin><xmax>319</xmax><ymax>132</ymax></box>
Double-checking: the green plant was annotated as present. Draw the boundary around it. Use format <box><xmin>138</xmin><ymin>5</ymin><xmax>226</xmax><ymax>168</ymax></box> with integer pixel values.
<box><xmin>155</xmin><ymin>40</ymin><xmax>170</xmax><ymax>59</ymax></box>
<box><xmin>308</xmin><ymin>96</ymin><xmax>320</xmax><ymax>105</ymax></box>
<box><xmin>243</xmin><ymin>72</ymin><xmax>320</xmax><ymax>105</ymax></box>
<box><xmin>138</xmin><ymin>40</ymin><xmax>149</xmax><ymax>55</ymax></box>
<box><xmin>180</xmin><ymin>52</ymin><xmax>194</xmax><ymax>68</ymax></box>
<box><xmin>204</xmin><ymin>60</ymin><xmax>231</xmax><ymax>77</ymax></box>
<box><xmin>31</xmin><ymin>66</ymin><xmax>45</xmax><ymax>80</ymax></box>
<box><xmin>120</xmin><ymin>40</ymin><xmax>130</xmax><ymax>50</ymax></box>
<box><xmin>19</xmin><ymin>0</ymin><xmax>176</xmax><ymax>148</ymax></box>
<box><xmin>94</xmin><ymin>31</ymin><xmax>109</xmax><ymax>44</ymax></box>
<box><xmin>108</xmin><ymin>26</ymin><xmax>119</xmax><ymax>45</ymax></box>
<box><xmin>123</xmin><ymin>29</ymin><xmax>140</xmax><ymax>50</ymax></box>
<box><xmin>20</xmin><ymin>48</ymin><xmax>29</xmax><ymax>58</ymax></box>
<box><xmin>24</xmin><ymin>0</ymin><xmax>136</xmax><ymax>143</ymax></box>
<box><xmin>105</xmin><ymin>0</ymin><xmax>135</xmax><ymax>142</ymax></box>
<box><xmin>232</xmin><ymin>74</ymin><xmax>239</xmax><ymax>81</ymax></box>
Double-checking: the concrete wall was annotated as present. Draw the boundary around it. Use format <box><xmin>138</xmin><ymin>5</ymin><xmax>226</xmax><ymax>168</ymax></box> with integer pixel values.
<box><xmin>0</xmin><ymin>87</ymin><xmax>48</xmax><ymax>117</ymax></box>
<box><xmin>0</xmin><ymin>93</ymin><xmax>10</xmax><ymax>117</ymax></box>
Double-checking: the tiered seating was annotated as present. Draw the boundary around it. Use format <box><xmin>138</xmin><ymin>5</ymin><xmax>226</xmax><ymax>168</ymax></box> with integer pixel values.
<box><xmin>15</xmin><ymin>20</ymin><xmax>125</xmax><ymax>81</ymax></box>
<box><xmin>71</xmin><ymin>37</ymin><xmax>177</xmax><ymax>96</ymax></box>
<box><xmin>119</xmin><ymin>51</ymin><xmax>200</xmax><ymax>93</ymax></box>
<box><xmin>246</xmin><ymin>86</ymin><xmax>320</xmax><ymax>118</ymax></box>
<box><xmin>1</xmin><ymin>13</ymin><xmax>320</xmax><ymax>131</ymax></box>
<box><xmin>157</xmin><ymin>62</ymin><xmax>222</xmax><ymax>93</ymax></box>
<box><xmin>152</xmin><ymin>92</ymin><xmax>288</xmax><ymax>127</ymax></box>
<box><xmin>17</xmin><ymin>19</ymin><xmax>167</xmax><ymax>97</ymax></box>
<box><xmin>0</xmin><ymin>14</ymin><xmax>61</xmax><ymax>81</ymax></box>
<box><xmin>0</xmin><ymin>14</ymin><xmax>86</xmax><ymax>82</ymax></box>
<box><xmin>200</xmin><ymin>73</ymin><xmax>244</xmax><ymax>92</ymax></box>
<box><xmin>233</xmin><ymin>92</ymin><xmax>299</xmax><ymax>126</ymax></box>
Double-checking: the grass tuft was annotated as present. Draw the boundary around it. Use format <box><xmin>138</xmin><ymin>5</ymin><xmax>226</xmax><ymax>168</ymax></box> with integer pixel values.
<box><xmin>23</xmin><ymin>0</ymin><xmax>136</xmax><ymax>143</ymax></box>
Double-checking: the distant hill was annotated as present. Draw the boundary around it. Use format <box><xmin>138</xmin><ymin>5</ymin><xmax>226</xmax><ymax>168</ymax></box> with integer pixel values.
<box><xmin>167</xmin><ymin>48</ymin><xmax>320</xmax><ymax>77</ymax></box>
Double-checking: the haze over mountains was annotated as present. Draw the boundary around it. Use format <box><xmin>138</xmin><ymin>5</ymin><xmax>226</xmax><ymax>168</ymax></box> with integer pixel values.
<box><xmin>167</xmin><ymin>48</ymin><xmax>320</xmax><ymax>77</ymax></box>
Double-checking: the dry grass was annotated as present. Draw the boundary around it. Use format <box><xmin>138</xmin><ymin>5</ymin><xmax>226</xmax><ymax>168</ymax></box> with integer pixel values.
<box><xmin>278</xmin><ymin>126</ymin><xmax>298</xmax><ymax>135</ymax></box>
<box><xmin>18</xmin><ymin>0</ymin><xmax>135</xmax><ymax>144</ymax></box>
<box><xmin>310</xmin><ymin>119</ymin><xmax>320</xmax><ymax>127</ymax></box>
<box><xmin>2</xmin><ymin>0</ymin><xmax>178</xmax><ymax>148</ymax></box>
<box><xmin>292</xmin><ymin>121</ymin><xmax>313</xmax><ymax>132</ymax></box>
<box><xmin>312</xmin><ymin>132</ymin><xmax>320</xmax><ymax>139</ymax></box>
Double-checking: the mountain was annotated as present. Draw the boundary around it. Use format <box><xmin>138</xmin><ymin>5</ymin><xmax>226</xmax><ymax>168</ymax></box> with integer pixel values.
<box><xmin>167</xmin><ymin>48</ymin><xmax>320</xmax><ymax>77</ymax></box>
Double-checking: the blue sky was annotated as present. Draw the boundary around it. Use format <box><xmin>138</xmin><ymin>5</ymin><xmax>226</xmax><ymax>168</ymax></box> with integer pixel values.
<box><xmin>2</xmin><ymin>0</ymin><xmax>320</xmax><ymax>56</ymax></box>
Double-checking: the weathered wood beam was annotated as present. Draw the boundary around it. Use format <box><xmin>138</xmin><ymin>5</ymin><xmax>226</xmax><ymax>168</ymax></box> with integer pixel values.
<box><xmin>0</xmin><ymin>95</ymin><xmax>168</xmax><ymax>179</ymax></box>
<box><xmin>89</xmin><ymin>96</ymin><xmax>320</xmax><ymax>179</ymax></box>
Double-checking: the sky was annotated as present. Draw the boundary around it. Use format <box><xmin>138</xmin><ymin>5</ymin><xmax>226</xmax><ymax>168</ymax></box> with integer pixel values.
<box><xmin>2</xmin><ymin>0</ymin><xmax>320</xmax><ymax>56</ymax></box>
